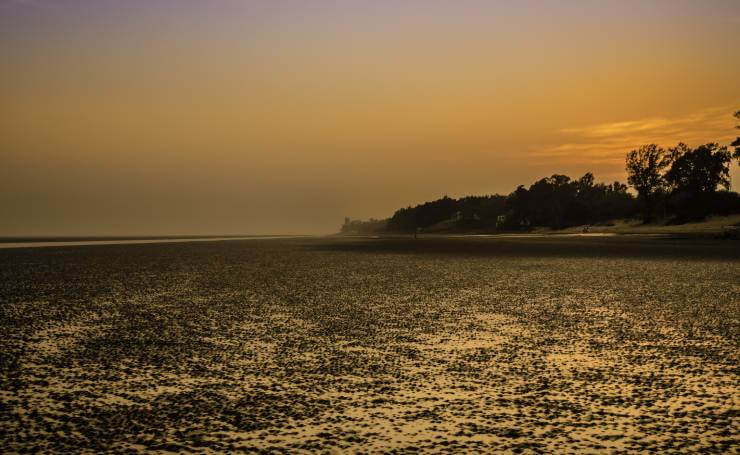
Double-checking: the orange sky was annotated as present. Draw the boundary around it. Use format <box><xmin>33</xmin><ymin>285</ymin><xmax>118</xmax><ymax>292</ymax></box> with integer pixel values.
<box><xmin>2</xmin><ymin>1</ymin><xmax>739</xmax><ymax>235</ymax></box>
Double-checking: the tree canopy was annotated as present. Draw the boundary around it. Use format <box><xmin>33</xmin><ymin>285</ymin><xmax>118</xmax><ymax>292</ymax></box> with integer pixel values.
<box><xmin>664</xmin><ymin>143</ymin><xmax>731</xmax><ymax>194</ymax></box>
<box><xmin>342</xmin><ymin>111</ymin><xmax>740</xmax><ymax>232</ymax></box>
<box><xmin>625</xmin><ymin>144</ymin><xmax>670</xmax><ymax>221</ymax></box>
<box><xmin>732</xmin><ymin>110</ymin><xmax>740</xmax><ymax>163</ymax></box>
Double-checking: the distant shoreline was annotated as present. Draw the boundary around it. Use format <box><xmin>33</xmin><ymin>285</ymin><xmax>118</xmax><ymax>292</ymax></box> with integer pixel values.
<box><xmin>0</xmin><ymin>235</ymin><xmax>304</xmax><ymax>243</ymax></box>
<box><xmin>0</xmin><ymin>235</ymin><xmax>310</xmax><ymax>249</ymax></box>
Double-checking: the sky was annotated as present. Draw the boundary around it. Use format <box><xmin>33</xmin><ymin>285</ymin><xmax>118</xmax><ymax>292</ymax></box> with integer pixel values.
<box><xmin>2</xmin><ymin>0</ymin><xmax>739</xmax><ymax>235</ymax></box>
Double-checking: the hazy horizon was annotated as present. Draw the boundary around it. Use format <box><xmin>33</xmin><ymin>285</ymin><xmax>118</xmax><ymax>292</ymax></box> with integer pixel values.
<box><xmin>2</xmin><ymin>0</ymin><xmax>739</xmax><ymax>236</ymax></box>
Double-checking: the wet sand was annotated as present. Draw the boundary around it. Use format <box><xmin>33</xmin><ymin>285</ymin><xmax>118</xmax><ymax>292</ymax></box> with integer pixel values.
<box><xmin>1</xmin><ymin>236</ymin><xmax>738</xmax><ymax>453</ymax></box>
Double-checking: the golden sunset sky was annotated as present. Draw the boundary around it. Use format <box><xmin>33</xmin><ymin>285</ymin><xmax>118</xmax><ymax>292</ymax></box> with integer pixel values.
<box><xmin>2</xmin><ymin>0</ymin><xmax>739</xmax><ymax>235</ymax></box>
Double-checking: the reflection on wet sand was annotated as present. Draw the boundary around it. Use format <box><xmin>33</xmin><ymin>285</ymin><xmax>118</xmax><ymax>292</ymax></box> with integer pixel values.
<box><xmin>0</xmin><ymin>237</ymin><xmax>737</xmax><ymax>452</ymax></box>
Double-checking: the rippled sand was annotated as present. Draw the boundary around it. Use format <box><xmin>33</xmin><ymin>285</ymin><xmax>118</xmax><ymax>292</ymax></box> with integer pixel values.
<box><xmin>1</xmin><ymin>236</ymin><xmax>738</xmax><ymax>453</ymax></box>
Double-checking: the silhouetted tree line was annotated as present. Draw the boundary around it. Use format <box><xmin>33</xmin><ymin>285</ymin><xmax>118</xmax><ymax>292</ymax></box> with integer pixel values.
<box><xmin>504</xmin><ymin>174</ymin><xmax>635</xmax><ymax>229</ymax></box>
<box><xmin>342</xmin><ymin>173</ymin><xmax>636</xmax><ymax>233</ymax></box>
<box><xmin>386</xmin><ymin>195</ymin><xmax>509</xmax><ymax>232</ymax></box>
<box><xmin>626</xmin><ymin>140</ymin><xmax>740</xmax><ymax>223</ymax></box>
<box><xmin>341</xmin><ymin>111</ymin><xmax>740</xmax><ymax>233</ymax></box>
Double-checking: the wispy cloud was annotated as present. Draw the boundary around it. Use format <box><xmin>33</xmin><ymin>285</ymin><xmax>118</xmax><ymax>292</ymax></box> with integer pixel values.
<box><xmin>535</xmin><ymin>106</ymin><xmax>738</xmax><ymax>170</ymax></box>
<box><xmin>559</xmin><ymin>106</ymin><xmax>734</xmax><ymax>139</ymax></box>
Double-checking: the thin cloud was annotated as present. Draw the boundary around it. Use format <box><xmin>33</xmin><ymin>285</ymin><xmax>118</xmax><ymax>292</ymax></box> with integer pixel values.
<box><xmin>561</xmin><ymin>118</ymin><xmax>674</xmax><ymax>137</ymax></box>
<box><xmin>559</xmin><ymin>106</ymin><xmax>734</xmax><ymax>140</ymax></box>
<box><xmin>536</xmin><ymin>106</ymin><xmax>738</xmax><ymax>168</ymax></box>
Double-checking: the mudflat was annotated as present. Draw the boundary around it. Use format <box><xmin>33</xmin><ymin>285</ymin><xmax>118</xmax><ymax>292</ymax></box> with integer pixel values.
<box><xmin>1</xmin><ymin>236</ymin><xmax>738</xmax><ymax>453</ymax></box>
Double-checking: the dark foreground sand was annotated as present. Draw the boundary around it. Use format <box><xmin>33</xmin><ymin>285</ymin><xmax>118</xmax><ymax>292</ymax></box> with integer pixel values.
<box><xmin>1</xmin><ymin>236</ymin><xmax>738</xmax><ymax>453</ymax></box>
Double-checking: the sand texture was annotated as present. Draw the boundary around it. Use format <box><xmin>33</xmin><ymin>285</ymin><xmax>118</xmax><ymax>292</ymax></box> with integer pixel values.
<box><xmin>1</xmin><ymin>236</ymin><xmax>738</xmax><ymax>453</ymax></box>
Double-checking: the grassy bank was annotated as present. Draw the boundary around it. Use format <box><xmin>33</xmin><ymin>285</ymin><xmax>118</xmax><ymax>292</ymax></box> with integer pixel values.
<box><xmin>532</xmin><ymin>214</ymin><xmax>740</xmax><ymax>236</ymax></box>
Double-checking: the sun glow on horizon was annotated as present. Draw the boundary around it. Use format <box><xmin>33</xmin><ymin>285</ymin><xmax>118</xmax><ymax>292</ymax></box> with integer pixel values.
<box><xmin>1</xmin><ymin>0</ymin><xmax>739</xmax><ymax>234</ymax></box>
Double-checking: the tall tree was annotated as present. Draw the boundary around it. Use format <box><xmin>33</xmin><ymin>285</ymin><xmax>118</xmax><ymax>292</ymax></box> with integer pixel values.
<box><xmin>625</xmin><ymin>144</ymin><xmax>670</xmax><ymax>221</ymax></box>
<box><xmin>732</xmin><ymin>110</ymin><xmax>740</xmax><ymax>163</ymax></box>
<box><xmin>663</xmin><ymin>143</ymin><xmax>734</xmax><ymax>220</ymax></box>
<box><xmin>664</xmin><ymin>143</ymin><xmax>732</xmax><ymax>194</ymax></box>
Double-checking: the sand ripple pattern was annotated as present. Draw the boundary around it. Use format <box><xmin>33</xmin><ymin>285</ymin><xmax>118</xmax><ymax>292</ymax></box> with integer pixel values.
<box><xmin>0</xmin><ymin>236</ymin><xmax>738</xmax><ymax>453</ymax></box>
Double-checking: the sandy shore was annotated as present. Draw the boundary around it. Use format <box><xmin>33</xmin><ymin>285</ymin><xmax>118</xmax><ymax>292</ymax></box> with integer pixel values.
<box><xmin>1</xmin><ymin>236</ymin><xmax>738</xmax><ymax>453</ymax></box>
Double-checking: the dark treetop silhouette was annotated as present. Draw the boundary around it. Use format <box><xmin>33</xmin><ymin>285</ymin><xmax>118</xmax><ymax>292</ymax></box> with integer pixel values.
<box><xmin>343</xmin><ymin>114</ymin><xmax>740</xmax><ymax>233</ymax></box>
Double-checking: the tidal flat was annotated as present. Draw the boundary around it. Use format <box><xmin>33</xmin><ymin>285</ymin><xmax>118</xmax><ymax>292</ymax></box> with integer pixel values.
<box><xmin>1</xmin><ymin>236</ymin><xmax>738</xmax><ymax>453</ymax></box>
